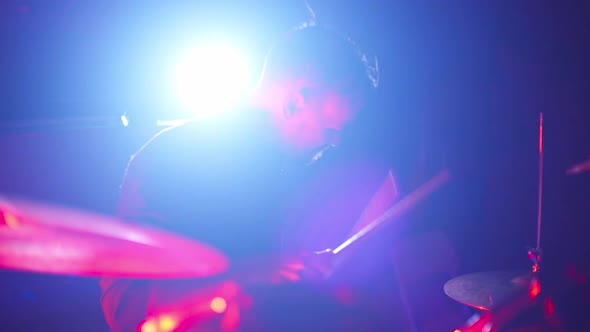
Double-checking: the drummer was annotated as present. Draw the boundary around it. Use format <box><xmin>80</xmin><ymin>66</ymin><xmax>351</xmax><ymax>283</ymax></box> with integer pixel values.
<box><xmin>100</xmin><ymin>22</ymin><xmax>393</xmax><ymax>332</ymax></box>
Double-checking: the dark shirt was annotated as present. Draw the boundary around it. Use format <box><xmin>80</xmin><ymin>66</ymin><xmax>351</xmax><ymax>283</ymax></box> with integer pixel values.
<box><xmin>127</xmin><ymin>115</ymin><xmax>299</xmax><ymax>258</ymax></box>
<box><xmin>100</xmin><ymin>109</ymin><xmax>398</xmax><ymax>331</ymax></box>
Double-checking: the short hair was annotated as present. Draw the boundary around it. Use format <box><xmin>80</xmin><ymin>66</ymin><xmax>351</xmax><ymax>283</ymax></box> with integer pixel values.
<box><xmin>260</xmin><ymin>23</ymin><xmax>379</xmax><ymax>97</ymax></box>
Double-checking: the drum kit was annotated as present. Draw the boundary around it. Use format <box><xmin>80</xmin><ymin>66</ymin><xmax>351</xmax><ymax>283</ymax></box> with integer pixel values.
<box><xmin>0</xmin><ymin>113</ymin><xmax>589</xmax><ymax>331</ymax></box>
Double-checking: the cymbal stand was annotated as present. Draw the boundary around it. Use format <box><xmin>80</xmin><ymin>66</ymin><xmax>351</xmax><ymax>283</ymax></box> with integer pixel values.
<box><xmin>528</xmin><ymin>112</ymin><xmax>544</xmax><ymax>274</ymax></box>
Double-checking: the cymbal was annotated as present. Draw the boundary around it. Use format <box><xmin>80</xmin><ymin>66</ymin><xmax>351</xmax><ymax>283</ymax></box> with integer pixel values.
<box><xmin>444</xmin><ymin>270</ymin><xmax>532</xmax><ymax>310</ymax></box>
<box><xmin>0</xmin><ymin>196</ymin><xmax>229</xmax><ymax>278</ymax></box>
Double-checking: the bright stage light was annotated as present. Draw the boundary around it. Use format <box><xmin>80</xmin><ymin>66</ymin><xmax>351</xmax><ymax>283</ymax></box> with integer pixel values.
<box><xmin>174</xmin><ymin>42</ymin><xmax>252</xmax><ymax>115</ymax></box>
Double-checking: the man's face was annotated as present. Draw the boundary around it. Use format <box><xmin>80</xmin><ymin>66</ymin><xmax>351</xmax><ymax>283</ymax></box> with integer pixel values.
<box><xmin>279</xmin><ymin>79</ymin><xmax>362</xmax><ymax>154</ymax></box>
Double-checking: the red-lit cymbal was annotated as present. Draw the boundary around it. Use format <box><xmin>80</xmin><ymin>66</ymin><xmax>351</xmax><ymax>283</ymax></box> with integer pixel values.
<box><xmin>0</xmin><ymin>196</ymin><xmax>229</xmax><ymax>278</ymax></box>
<box><xmin>444</xmin><ymin>270</ymin><xmax>532</xmax><ymax>310</ymax></box>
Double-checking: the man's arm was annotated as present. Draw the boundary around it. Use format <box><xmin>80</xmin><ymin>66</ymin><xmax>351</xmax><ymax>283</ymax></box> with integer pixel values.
<box><xmin>100</xmin><ymin>127</ymin><xmax>207</xmax><ymax>332</ymax></box>
<box><xmin>100</xmin><ymin>139</ymin><xmax>163</xmax><ymax>332</ymax></box>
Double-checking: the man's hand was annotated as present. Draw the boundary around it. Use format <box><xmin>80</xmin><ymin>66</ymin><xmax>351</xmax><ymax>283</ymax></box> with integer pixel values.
<box><xmin>274</xmin><ymin>249</ymin><xmax>336</xmax><ymax>284</ymax></box>
<box><xmin>229</xmin><ymin>250</ymin><xmax>336</xmax><ymax>285</ymax></box>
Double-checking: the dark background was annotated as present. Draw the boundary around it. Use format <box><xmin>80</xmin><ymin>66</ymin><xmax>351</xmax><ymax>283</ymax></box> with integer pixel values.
<box><xmin>1</xmin><ymin>1</ymin><xmax>589</xmax><ymax>330</ymax></box>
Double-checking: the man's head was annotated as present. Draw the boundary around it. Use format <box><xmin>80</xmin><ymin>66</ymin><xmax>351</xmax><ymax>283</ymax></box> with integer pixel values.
<box><xmin>254</xmin><ymin>24</ymin><xmax>379</xmax><ymax>155</ymax></box>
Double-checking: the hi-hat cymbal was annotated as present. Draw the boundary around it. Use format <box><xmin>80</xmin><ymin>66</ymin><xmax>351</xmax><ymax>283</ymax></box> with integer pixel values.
<box><xmin>444</xmin><ymin>270</ymin><xmax>533</xmax><ymax>310</ymax></box>
<box><xmin>0</xmin><ymin>196</ymin><xmax>229</xmax><ymax>278</ymax></box>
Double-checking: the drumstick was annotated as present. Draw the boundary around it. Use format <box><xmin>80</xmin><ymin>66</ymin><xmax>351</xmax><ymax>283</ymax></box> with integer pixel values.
<box><xmin>330</xmin><ymin>169</ymin><xmax>451</xmax><ymax>257</ymax></box>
